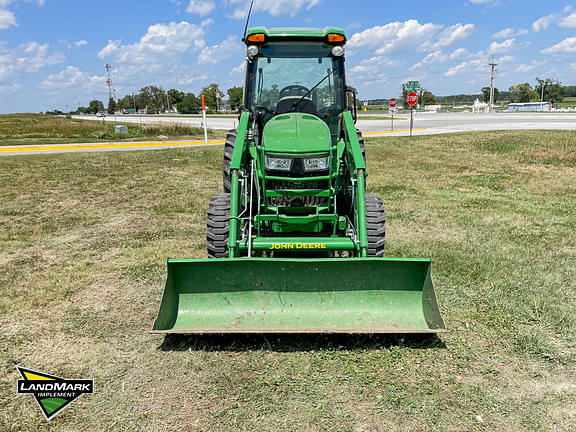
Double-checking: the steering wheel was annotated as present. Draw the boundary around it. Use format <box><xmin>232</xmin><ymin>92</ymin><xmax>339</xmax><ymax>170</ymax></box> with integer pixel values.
<box><xmin>279</xmin><ymin>85</ymin><xmax>310</xmax><ymax>99</ymax></box>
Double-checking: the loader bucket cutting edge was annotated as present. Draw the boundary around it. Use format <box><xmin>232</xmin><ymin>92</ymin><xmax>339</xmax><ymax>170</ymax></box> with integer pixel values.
<box><xmin>151</xmin><ymin>258</ymin><xmax>447</xmax><ymax>334</ymax></box>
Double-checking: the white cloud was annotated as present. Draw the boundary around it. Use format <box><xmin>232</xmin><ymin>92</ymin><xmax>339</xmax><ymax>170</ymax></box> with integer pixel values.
<box><xmin>230</xmin><ymin>61</ymin><xmax>245</xmax><ymax>75</ymax></box>
<box><xmin>430</xmin><ymin>23</ymin><xmax>475</xmax><ymax>49</ymax></box>
<box><xmin>541</xmin><ymin>37</ymin><xmax>576</xmax><ymax>54</ymax></box>
<box><xmin>571</xmin><ymin>62</ymin><xmax>576</xmax><ymax>70</ymax></box>
<box><xmin>229</xmin><ymin>0</ymin><xmax>323</xmax><ymax>19</ymax></box>
<box><xmin>469</xmin><ymin>0</ymin><xmax>497</xmax><ymax>3</ymax></box>
<box><xmin>40</xmin><ymin>66</ymin><xmax>103</xmax><ymax>90</ymax></box>
<box><xmin>532</xmin><ymin>13</ymin><xmax>558</xmax><ymax>32</ymax></box>
<box><xmin>197</xmin><ymin>35</ymin><xmax>243</xmax><ymax>65</ymax></box>
<box><xmin>443</xmin><ymin>53</ymin><xmax>513</xmax><ymax>78</ymax></box>
<box><xmin>0</xmin><ymin>8</ymin><xmax>16</xmax><ymax>29</ymax></box>
<box><xmin>98</xmin><ymin>21</ymin><xmax>210</xmax><ymax>65</ymax></box>
<box><xmin>74</xmin><ymin>40</ymin><xmax>88</xmax><ymax>48</ymax></box>
<box><xmin>514</xmin><ymin>60</ymin><xmax>546</xmax><ymax>73</ymax></box>
<box><xmin>444</xmin><ymin>59</ymin><xmax>485</xmax><ymax>77</ymax></box>
<box><xmin>349</xmin><ymin>20</ymin><xmax>474</xmax><ymax>55</ymax></box>
<box><xmin>186</xmin><ymin>0</ymin><xmax>215</xmax><ymax>16</ymax></box>
<box><xmin>348</xmin><ymin>56</ymin><xmax>397</xmax><ymax>86</ymax></box>
<box><xmin>410</xmin><ymin>48</ymin><xmax>468</xmax><ymax>71</ymax></box>
<box><xmin>487</xmin><ymin>38</ymin><xmax>516</xmax><ymax>54</ymax></box>
<box><xmin>532</xmin><ymin>7</ymin><xmax>574</xmax><ymax>32</ymax></box>
<box><xmin>559</xmin><ymin>13</ymin><xmax>576</xmax><ymax>29</ymax></box>
<box><xmin>492</xmin><ymin>28</ymin><xmax>528</xmax><ymax>39</ymax></box>
<box><xmin>0</xmin><ymin>0</ymin><xmax>45</xmax><ymax>30</ymax></box>
<box><xmin>0</xmin><ymin>41</ymin><xmax>64</xmax><ymax>80</ymax></box>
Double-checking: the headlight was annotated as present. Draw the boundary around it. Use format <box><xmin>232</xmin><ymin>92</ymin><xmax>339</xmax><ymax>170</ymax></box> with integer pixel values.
<box><xmin>303</xmin><ymin>157</ymin><xmax>329</xmax><ymax>171</ymax></box>
<box><xmin>265</xmin><ymin>156</ymin><xmax>292</xmax><ymax>171</ymax></box>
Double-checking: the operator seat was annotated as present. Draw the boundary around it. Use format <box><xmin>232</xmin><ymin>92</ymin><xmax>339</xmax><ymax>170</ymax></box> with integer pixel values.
<box><xmin>275</xmin><ymin>97</ymin><xmax>317</xmax><ymax>115</ymax></box>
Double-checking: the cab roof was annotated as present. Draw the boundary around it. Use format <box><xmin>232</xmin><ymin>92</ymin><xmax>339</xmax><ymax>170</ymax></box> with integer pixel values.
<box><xmin>244</xmin><ymin>27</ymin><xmax>346</xmax><ymax>43</ymax></box>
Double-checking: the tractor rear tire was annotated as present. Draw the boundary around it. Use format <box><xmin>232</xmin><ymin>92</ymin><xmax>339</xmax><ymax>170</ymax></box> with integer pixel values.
<box><xmin>223</xmin><ymin>129</ymin><xmax>237</xmax><ymax>193</ymax></box>
<box><xmin>366</xmin><ymin>194</ymin><xmax>386</xmax><ymax>257</ymax></box>
<box><xmin>207</xmin><ymin>193</ymin><xmax>230</xmax><ymax>258</ymax></box>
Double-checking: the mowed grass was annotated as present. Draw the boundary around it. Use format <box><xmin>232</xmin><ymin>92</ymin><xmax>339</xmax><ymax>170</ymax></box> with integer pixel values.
<box><xmin>1</xmin><ymin>130</ymin><xmax>575</xmax><ymax>431</ymax></box>
<box><xmin>0</xmin><ymin>113</ymin><xmax>223</xmax><ymax>146</ymax></box>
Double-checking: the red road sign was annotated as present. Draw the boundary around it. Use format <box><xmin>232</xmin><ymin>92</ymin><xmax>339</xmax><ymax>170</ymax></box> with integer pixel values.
<box><xmin>390</xmin><ymin>98</ymin><xmax>396</xmax><ymax>108</ymax></box>
<box><xmin>407</xmin><ymin>92</ymin><xmax>418</xmax><ymax>106</ymax></box>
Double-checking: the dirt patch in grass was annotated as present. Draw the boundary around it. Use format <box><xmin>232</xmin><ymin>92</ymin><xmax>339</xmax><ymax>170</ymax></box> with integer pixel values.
<box><xmin>1</xmin><ymin>131</ymin><xmax>575</xmax><ymax>431</ymax></box>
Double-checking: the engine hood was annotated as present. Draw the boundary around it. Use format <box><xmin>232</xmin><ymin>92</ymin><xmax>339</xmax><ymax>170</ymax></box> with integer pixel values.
<box><xmin>262</xmin><ymin>113</ymin><xmax>331</xmax><ymax>154</ymax></box>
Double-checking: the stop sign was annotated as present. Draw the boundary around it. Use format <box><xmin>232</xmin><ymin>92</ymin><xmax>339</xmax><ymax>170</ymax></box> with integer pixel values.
<box><xmin>390</xmin><ymin>98</ymin><xmax>396</xmax><ymax>108</ymax></box>
<box><xmin>407</xmin><ymin>92</ymin><xmax>418</xmax><ymax>106</ymax></box>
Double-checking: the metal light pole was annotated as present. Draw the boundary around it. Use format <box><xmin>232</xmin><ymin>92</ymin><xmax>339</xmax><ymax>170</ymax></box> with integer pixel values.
<box><xmin>540</xmin><ymin>83</ymin><xmax>545</xmax><ymax>111</ymax></box>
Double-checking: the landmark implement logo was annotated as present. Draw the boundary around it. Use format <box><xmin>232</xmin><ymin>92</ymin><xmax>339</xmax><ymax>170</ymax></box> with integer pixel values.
<box><xmin>16</xmin><ymin>366</ymin><xmax>94</xmax><ymax>421</ymax></box>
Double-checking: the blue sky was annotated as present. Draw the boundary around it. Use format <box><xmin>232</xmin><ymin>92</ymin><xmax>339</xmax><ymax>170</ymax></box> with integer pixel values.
<box><xmin>0</xmin><ymin>0</ymin><xmax>575</xmax><ymax>112</ymax></box>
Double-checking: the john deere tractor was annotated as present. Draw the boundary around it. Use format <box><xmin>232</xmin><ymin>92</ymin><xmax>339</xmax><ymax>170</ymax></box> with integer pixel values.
<box><xmin>152</xmin><ymin>27</ymin><xmax>446</xmax><ymax>334</ymax></box>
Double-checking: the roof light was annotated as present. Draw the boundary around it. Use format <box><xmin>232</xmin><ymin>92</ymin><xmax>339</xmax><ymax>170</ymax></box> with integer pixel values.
<box><xmin>331</xmin><ymin>46</ymin><xmax>345</xmax><ymax>57</ymax></box>
<box><xmin>327</xmin><ymin>33</ymin><xmax>345</xmax><ymax>43</ymax></box>
<box><xmin>247</xmin><ymin>33</ymin><xmax>266</xmax><ymax>43</ymax></box>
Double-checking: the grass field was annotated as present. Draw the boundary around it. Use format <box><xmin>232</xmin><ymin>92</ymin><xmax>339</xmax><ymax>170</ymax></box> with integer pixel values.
<box><xmin>1</xmin><ymin>131</ymin><xmax>575</xmax><ymax>431</ymax></box>
<box><xmin>0</xmin><ymin>113</ymin><xmax>223</xmax><ymax>146</ymax></box>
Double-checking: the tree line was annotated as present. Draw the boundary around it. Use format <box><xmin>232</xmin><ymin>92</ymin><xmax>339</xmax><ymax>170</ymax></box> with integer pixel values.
<box><xmin>77</xmin><ymin>84</ymin><xmax>244</xmax><ymax>115</ymax></box>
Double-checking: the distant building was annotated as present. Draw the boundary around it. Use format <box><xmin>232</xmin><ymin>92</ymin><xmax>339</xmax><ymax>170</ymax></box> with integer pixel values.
<box><xmin>508</xmin><ymin>102</ymin><xmax>551</xmax><ymax>112</ymax></box>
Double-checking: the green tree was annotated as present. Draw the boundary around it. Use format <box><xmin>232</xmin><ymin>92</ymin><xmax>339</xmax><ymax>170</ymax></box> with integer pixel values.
<box><xmin>117</xmin><ymin>95</ymin><xmax>137</xmax><ymax>112</ymax></box>
<box><xmin>97</xmin><ymin>101</ymin><xmax>105</xmax><ymax>112</ymax></box>
<box><xmin>88</xmin><ymin>99</ymin><xmax>102</xmax><ymax>114</ymax></box>
<box><xmin>509</xmin><ymin>83</ymin><xmax>538</xmax><ymax>103</ymax></box>
<box><xmin>481</xmin><ymin>87</ymin><xmax>500</xmax><ymax>104</ymax></box>
<box><xmin>107</xmin><ymin>98</ymin><xmax>117</xmax><ymax>114</ymax></box>
<box><xmin>167</xmin><ymin>89</ymin><xmax>185</xmax><ymax>106</ymax></box>
<box><xmin>137</xmin><ymin>85</ymin><xmax>167</xmax><ymax>113</ymax></box>
<box><xmin>202</xmin><ymin>83</ymin><xmax>224</xmax><ymax>111</ymax></box>
<box><xmin>227</xmin><ymin>86</ymin><xmax>243</xmax><ymax>110</ymax></box>
<box><xmin>535</xmin><ymin>78</ymin><xmax>563</xmax><ymax>104</ymax></box>
<box><xmin>420</xmin><ymin>90</ymin><xmax>436</xmax><ymax>107</ymax></box>
<box><xmin>176</xmin><ymin>93</ymin><xmax>201</xmax><ymax>114</ymax></box>
<box><xmin>401</xmin><ymin>83</ymin><xmax>409</xmax><ymax>108</ymax></box>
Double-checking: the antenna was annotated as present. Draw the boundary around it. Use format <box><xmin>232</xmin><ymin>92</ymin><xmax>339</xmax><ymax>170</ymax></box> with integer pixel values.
<box><xmin>242</xmin><ymin>0</ymin><xmax>255</xmax><ymax>42</ymax></box>
<box><xmin>105</xmin><ymin>64</ymin><xmax>114</xmax><ymax>101</ymax></box>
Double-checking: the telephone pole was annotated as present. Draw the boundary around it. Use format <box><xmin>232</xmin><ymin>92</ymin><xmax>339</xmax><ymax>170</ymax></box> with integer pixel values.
<box><xmin>488</xmin><ymin>56</ymin><xmax>497</xmax><ymax>113</ymax></box>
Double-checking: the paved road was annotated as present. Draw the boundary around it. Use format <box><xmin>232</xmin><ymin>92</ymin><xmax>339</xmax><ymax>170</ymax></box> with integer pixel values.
<box><xmin>1</xmin><ymin>112</ymin><xmax>573</xmax><ymax>156</ymax></box>
<box><xmin>73</xmin><ymin>111</ymin><xmax>576</xmax><ymax>136</ymax></box>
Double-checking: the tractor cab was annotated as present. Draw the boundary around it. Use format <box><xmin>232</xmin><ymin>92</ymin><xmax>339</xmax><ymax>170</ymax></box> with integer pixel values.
<box><xmin>243</xmin><ymin>27</ymin><xmax>350</xmax><ymax>140</ymax></box>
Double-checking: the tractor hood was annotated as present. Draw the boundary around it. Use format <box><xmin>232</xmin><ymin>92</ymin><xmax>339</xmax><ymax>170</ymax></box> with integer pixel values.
<box><xmin>262</xmin><ymin>113</ymin><xmax>331</xmax><ymax>154</ymax></box>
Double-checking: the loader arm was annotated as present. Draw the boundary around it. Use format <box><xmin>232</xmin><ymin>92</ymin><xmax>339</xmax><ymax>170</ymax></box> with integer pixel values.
<box><xmin>227</xmin><ymin>110</ymin><xmax>251</xmax><ymax>257</ymax></box>
<box><xmin>342</xmin><ymin>110</ymin><xmax>368</xmax><ymax>257</ymax></box>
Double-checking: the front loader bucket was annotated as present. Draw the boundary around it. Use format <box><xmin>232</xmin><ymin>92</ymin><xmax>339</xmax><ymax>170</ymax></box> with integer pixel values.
<box><xmin>151</xmin><ymin>258</ymin><xmax>447</xmax><ymax>334</ymax></box>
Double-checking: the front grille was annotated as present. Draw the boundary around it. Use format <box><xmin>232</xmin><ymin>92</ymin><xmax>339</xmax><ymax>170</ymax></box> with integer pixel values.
<box><xmin>266</xmin><ymin>179</ymin><xmax>329</xmax><ymax>207</ymax></box>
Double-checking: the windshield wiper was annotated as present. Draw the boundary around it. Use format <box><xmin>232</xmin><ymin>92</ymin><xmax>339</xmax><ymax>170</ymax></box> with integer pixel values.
<box><xmin>289</xmin><ymin>70</ymin><xmax>333</xmax><ymax>112</ymax></box>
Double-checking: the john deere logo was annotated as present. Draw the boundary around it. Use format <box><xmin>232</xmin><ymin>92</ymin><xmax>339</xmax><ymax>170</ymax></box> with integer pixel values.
<box><xmin>16</xmin><ymin>366</ymin><xmax>94</xmax><ymax>421</ymax></box>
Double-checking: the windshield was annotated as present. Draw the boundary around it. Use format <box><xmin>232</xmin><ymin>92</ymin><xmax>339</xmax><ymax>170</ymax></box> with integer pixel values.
<box><xmin>246</xmin><ymin>42</ymin><xmax>346</xmax><ymax>120</ymax></box>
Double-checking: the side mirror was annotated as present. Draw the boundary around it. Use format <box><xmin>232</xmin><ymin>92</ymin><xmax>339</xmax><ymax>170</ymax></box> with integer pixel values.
<box><xmin>346</xmin><ymin>86</ymin><xmax>358</xmax><ymax>123</ymax></box>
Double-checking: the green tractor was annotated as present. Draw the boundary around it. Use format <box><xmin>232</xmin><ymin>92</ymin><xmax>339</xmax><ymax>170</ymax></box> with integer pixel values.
<box><xmin>152</xmin><ymin>27</ymin><xmax>446</xmax><ymax>334</ymax></box>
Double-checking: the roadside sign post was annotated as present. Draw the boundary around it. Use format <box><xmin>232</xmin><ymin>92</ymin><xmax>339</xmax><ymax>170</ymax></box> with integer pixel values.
<box><xmin>407</xmin><ymin>91</ymin><xmax>418</xmax><ymax>137</ymax></box>
<box><xmin>389</xmin><ymin>98</ymin><xmax>396</xmax><ymax>131</ymax></box>
<box><xmin>201</xmin><ymin>94</ymin><xmax>208</xmax><ymax>145</ymax></box>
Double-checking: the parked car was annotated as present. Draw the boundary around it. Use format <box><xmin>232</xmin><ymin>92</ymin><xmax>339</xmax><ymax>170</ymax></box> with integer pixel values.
<box><xmin>96</xmin><ymin>111</ymin><xmax>106</xmax><ymax>118</ymax></box>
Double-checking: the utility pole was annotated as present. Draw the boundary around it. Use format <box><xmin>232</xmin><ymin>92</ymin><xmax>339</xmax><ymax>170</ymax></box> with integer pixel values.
<box><xmin>488</xmin><ymin>56</ymin><xmax>497</xmax><ymax>113</ymax></box>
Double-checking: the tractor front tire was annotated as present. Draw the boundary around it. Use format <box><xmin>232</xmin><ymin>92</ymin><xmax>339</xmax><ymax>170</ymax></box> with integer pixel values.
<box><xmin>366</xmin><ymin>194</ymin><xmax>386</xmax><ymax>257</ymax></box>
<box><xmin>223</xmin><ymin>129</ymin><xmax>237</xmax><ymax>193</ymax></box>
<box><xmin>207</xmin><ymin>193</ymin><xmax>230</xmax><ymax>258</ymax></box>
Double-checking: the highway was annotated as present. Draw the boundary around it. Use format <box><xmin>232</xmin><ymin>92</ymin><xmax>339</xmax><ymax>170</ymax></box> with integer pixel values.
<box><xmin>1</xmin><ymin>112</ymin><xmax>574</xmax><ymax>156</ymax></box>
<box><xmin>73</xmin><ymin>111</ymin><xmax>576</xmax><ymax>136</ymax></box>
